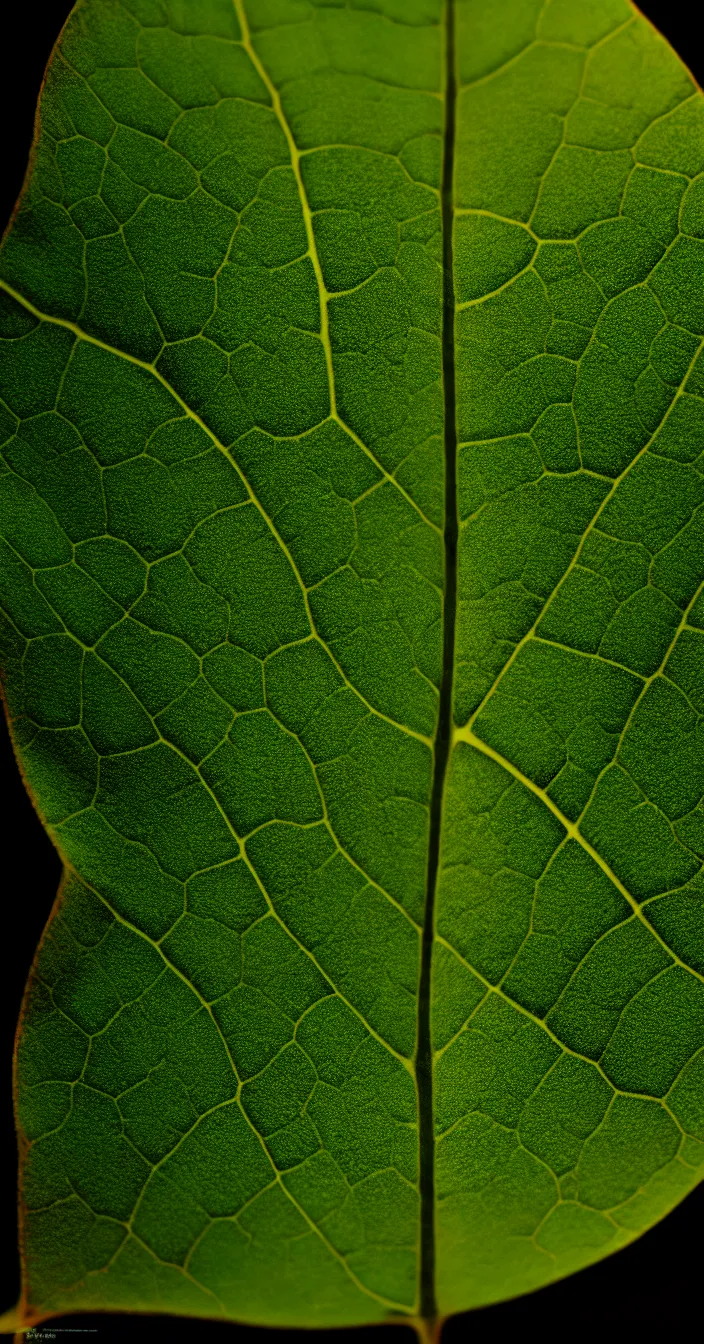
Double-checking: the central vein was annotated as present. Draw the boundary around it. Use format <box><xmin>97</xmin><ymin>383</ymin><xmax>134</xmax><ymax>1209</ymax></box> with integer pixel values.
<box><xmin>416</xmin><ymin>0</ymin><xmax>459</xmax><ymax>1327</ymax></box>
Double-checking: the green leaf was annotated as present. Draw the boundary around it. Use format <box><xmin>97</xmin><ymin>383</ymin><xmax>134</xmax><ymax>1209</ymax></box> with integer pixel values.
<box><xmin>1</xmin><ymin>0</ymin><xmax>703</xmax><ymax>1333</ymax></box>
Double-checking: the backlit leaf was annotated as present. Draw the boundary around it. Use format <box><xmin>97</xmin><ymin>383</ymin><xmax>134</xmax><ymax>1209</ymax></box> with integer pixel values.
<box><xmin>1</xmin><ymin>0</ymin><xmax>703</xmax><ymax>1335</ymax></box>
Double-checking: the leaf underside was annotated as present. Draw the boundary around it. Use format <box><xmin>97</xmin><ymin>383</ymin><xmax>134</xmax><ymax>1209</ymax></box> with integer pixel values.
<box><xmin>1</xmin><ymin>0</ymin><xmax>704</xmax><ymax>1331</ymax></box>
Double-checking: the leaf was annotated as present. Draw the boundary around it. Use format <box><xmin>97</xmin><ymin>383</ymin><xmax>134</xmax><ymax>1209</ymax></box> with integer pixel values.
<box><xmin>1</xmin><ymin>0</ymin><xmax>703</xmax><ymax>1334</ymax></box>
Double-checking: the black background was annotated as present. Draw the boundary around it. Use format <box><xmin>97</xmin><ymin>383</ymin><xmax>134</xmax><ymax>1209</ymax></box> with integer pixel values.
<box><xmin>1</xmin><ymin>3</ymin><xmax>702</xmax><ymax>1339</ymax></box>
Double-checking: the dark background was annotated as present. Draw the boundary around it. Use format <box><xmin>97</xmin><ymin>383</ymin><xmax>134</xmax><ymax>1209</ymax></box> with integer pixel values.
<box><xmin>1</xmin><ymin>2</ymin><xmax>702</xmax><ymax>1338</ymax></box>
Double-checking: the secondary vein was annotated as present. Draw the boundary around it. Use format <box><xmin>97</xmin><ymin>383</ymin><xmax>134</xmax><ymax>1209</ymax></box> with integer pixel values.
<box><xmin>231</xmin><ymin>0</ymin><xmax>441</xmax><ymax>539</ymax></box>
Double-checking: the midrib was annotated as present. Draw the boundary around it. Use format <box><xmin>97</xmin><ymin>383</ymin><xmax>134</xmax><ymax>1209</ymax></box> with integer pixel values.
<box><xmin>416</xmin><ymin>0</ymin><xmax>459</xmax><ymax>1328</ymax></box>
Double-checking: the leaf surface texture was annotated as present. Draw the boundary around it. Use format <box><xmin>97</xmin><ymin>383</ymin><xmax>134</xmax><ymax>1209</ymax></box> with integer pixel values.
<box><xmin>1</xmin><ymin>0</ymin><xmax>704</xmax><ymax>1329</ymax></box>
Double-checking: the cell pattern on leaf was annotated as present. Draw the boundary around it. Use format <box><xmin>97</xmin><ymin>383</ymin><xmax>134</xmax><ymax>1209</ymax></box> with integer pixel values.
<box><xmin>0</xmin><ymin>0</ymin><xmax>702</xmax><ymax>1330</ymax></box>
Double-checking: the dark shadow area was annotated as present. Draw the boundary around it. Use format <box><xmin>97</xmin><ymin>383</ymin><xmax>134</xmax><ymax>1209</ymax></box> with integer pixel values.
<box><xmin>1</xmin><ymin>0</ymin><xmax>703</xmax><ymax>1338</ymax></box>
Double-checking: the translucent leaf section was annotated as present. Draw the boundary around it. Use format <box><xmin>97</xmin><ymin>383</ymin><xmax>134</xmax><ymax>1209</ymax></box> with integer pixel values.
<box><xmin>0</xmin><ymin>0</ymin><xmax>703</xmax><ymax>1334</ymax></box>
<box><xmin>0</xmin><ymin>0</ymin><xmax>443</xmax><ymax>1326</ymax></box>
<box><xmin>437</xmin><ymin>0</ymin><xmax>704</xmax><ymax>1314</ymax></box>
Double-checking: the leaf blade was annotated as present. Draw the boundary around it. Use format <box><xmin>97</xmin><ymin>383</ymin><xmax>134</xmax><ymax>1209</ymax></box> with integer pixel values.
<box><xmin>1</xmin><ymin>0</ymin><xmax>703</xmax><ymax>1331</ymax></box>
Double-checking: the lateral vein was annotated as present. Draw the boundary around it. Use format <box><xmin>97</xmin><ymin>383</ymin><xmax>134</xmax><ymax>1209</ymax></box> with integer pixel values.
<box><xmin>453</xmin><ymin>725</ymin><xmax>704</xmax><ymax>989</ymax></box>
